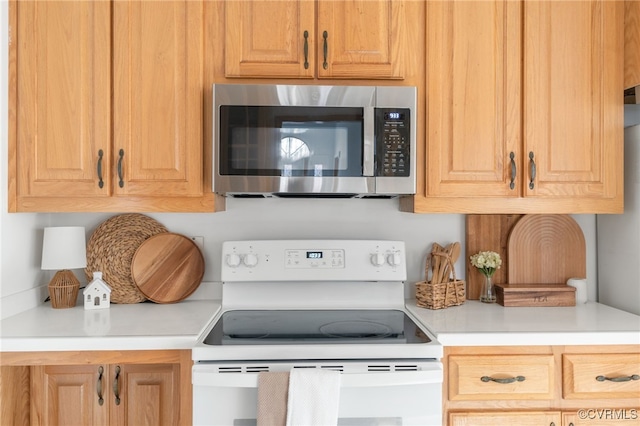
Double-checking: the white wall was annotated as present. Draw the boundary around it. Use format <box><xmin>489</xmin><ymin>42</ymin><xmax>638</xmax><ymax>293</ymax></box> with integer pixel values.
<box><xmin>0</xmin><ymin>0</ymin><xmax>598</xmax><ymax>319</ymax></box>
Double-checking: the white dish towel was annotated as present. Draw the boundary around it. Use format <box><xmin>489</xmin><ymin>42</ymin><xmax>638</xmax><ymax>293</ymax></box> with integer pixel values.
<box><xmin>286</xmin><ymin>368</ymin><xmax>341</xmax><ymax>426</ymax></box>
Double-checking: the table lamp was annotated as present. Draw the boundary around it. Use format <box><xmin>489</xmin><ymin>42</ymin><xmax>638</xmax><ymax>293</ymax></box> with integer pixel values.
<box><xmin>41</xmin><ymin>226</ymin><xmax>87</xmax><ymax>308</ymax></box>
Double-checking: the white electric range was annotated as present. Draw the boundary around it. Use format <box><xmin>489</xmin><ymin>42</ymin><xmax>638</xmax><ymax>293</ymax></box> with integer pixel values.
<box><xmin>192</xmin><ymin>240</ymin><xmax>443</xmax><ymax>426</ymax></box>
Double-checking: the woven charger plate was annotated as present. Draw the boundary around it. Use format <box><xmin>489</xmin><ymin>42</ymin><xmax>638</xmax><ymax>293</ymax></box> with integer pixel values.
<box><xmin>85</xmin><ymin>214</ymin><xmax>168</xmax><ymax>303</ymax></box>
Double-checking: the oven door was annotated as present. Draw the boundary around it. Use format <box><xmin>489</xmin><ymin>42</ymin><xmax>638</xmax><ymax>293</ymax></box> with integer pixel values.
<box><xmin>192</xmin><ymin>362</ymin><xmax>443</xmax><ymax>426</ymax></box>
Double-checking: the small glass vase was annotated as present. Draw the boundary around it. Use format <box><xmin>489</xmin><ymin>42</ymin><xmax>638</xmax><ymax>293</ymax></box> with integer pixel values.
<box><xmin>480</xmin><ymin>274</ymin><xmax>497</xmax><ymax>303</ymax></box>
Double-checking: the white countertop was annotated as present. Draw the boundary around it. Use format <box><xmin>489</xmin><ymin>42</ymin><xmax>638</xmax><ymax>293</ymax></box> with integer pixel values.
<box><xmin>2</xmin><ymin>299</ymin><xmax>638</xmax><ymax>353</ymax></box>
<box><xmin>407</xmin><ymin>300</ymin><xmax>640</xmax><ymax>346</ymax></box>
<box><xmin>0</xmin><ymin>300</ymin><xmax>221</xmax><ymax>352</ymax></box>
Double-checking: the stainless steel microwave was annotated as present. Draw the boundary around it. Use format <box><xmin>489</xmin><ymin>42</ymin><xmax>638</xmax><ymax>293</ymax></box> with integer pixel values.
<box><xmin>212</xmin><ymin>84</ymin><xmax>416</xmax><ymax>197</ymax></box>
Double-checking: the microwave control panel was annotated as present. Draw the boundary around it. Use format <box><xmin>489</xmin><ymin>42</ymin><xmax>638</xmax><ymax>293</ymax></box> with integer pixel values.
<box><xmin>374</xmin><ymin>108</ymin><xmax>411</xmax><ymax>177</ymax></box>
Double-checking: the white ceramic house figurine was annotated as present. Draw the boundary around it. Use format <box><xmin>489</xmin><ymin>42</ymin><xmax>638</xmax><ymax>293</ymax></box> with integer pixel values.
<box><xmin>83</xmin><ymin>272</ymin><xmax>111</xmax><ymax>310</ymax></box>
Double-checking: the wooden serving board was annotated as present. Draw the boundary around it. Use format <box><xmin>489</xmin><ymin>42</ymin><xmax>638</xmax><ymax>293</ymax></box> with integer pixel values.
<box><xmin>465</xmin><ymin>215</ymin><xmax>523</xmax><ymax>299</ymax></box>
<box><xmin>131</xmin><ymin>233</ymin><xmax>205</xmax><ymax>304</ymax></box>
<box><xmin>495</xmin><ymin>283</ymin><xmax>576</xmax><ymax>307</ymax></box>
<box><xmin>507</xmin><ymin>215</ymin><xmax>586</xmax><ymax>285</ymax></box>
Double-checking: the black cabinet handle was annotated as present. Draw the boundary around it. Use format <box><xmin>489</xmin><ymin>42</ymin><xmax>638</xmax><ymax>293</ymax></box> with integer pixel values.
<box><xmin>96</xmin><ymin>366</ymin><xmax>104</xmax><ymax>406</ymax></box>
<box><xmin>596</xmin><ymin>374</ymin><xmax>640</xmax><ymax>383</ymax></box>
<box><xmin>117</xmin><ymin>149</ymin><xmax>124</xmax><ymax>188</ymax></box>
<box><xmin>97</xmin><ymin>149</ymin><xmax>104</xmax><ymax>189</ymax></box>
<box><xmin>113</xmin><ymin>366</ymin><xmax>121</xmax><ymax>405</ymax></box>
<box><xmin>303</xmin><ymin>31</ymin><xmax>309</xmax><ymax>69</ymax></box>
<box><xmin>481</xmin><ymin>375</ymin><xmax>525</xmax><ymax>384</ymax></box>
<box><xmin>322</xmin><ymin>31</ymin><xmax>328</xmax><ymax>69</ymax></box>
<box><xmin>509</xmin><ymin>151</ymin><xmax>516</xmax><ymax>190</ymax></box>
<box><xmin>528</xmin><ymin>151</ymin><xmax>536</xmax><ymax>189</ymax></box>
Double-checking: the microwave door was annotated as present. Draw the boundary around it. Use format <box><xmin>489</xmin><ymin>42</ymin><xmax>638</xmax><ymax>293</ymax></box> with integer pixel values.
<box><xmin>363</xmin><ymin>107</ymin><xmax>375</xmax><ymax>177</ymax></box>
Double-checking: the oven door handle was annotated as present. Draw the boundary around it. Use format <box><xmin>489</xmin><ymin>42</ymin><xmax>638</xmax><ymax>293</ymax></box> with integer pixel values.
<box><xmin>193</xmin><ymin>365</ymin><xmax>443</xmax><ymax>388</ymax></box>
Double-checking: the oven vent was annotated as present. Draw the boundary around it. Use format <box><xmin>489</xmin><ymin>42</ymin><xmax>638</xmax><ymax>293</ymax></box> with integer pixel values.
<box><xmin>217</xmin><ymin>365</ymin><xmax>270</xmax><ymax>374</ymax></box>
<box><xmin>367</xmin><ymin>364</ymin><xmax>419</xmax><ymax>372</ymax></box>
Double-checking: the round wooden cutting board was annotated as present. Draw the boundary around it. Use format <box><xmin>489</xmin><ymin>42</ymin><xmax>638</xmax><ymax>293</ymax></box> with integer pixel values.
<box><xmin>131</xmin><ymin>233</ymin><xmax>205</xmax><ymax>303</ymax></box>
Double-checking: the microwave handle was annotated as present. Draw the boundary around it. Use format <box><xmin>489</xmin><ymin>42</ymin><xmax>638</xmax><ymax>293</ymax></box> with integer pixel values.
<box><xmin>363</xmin><ymin>107</ymin><xmax>375</xmax><ymax>177</ymax></box>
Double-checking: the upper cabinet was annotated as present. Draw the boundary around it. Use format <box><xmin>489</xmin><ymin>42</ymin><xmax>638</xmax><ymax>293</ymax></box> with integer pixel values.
<box><xmin>625</xmin><ymin>0</ymin><xmax>640</xmax><ymax>90</ymax></box>
<box><xmin>9</xmin><ymin>0</ymin><xmax>216</xmax><ymax>213</ymax></box>
<box><xmin>407</xmin><ymin>0</ymin><xmax>624</xmax><ymax>214</ymax></box>
<box><xmin>224</xmin><ymin>0</ymin><xmax>405</xmax><ymax>79</ymax></box>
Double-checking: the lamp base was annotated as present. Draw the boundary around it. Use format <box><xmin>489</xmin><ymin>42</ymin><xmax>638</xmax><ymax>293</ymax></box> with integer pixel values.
<box><xmin>48</xmin><ymin>270</ymin><xmax>80</xmax><ymax>309</ymax></box>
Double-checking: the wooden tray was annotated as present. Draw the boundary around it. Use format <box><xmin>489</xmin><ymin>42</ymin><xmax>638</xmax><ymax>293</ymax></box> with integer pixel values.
<box><xmin>131</xmin><ymin>233</ymin><xmax>205</xmax><ymax>304</ymax></box>
<box><xmin>495</xmin><ymin>283</ymin><xmax>576</xmax><ymax>307</ymax></box>
<box><xmin>507</xmin><ymin>215</ymin><xmax>585</xmax><ymax>285</ymax></box>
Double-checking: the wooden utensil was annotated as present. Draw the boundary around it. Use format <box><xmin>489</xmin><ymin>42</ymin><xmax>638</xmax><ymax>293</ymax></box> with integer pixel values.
<box><xmin>131</xmin><ymin>233</ymin><xmax>205</xmax><ymax>303</ymax></box>
<box><xmin>431</xmin><ymin>242</ymin><xmax>443</xmax><ymax>283</ymax></box>
<box><xmin>439</xmin><ymin>241</ymin><xmax>461</xmax><ymax>283</ymax></box>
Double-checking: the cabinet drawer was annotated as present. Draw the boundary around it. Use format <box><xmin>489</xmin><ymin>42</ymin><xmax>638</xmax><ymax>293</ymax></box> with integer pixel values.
<box><xmin>448</xmin><ymin>354</ymin><xmax>555</xmax><ymax>401</ymax></box>
<box><xmin>449</xmin><ymin>411</ymin><xmax>561</xmax><ymax>426</ymax></box>
<box><xmin>563</xmin><ymin>353</ymin><xmax>640</xmax><ymax>399</ymax></box>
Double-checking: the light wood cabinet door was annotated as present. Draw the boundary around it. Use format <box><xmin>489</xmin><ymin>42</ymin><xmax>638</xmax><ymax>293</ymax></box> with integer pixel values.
<box><xmin>13</xmin><ymin>1</ymin><xmax>111</xmax><ymax>201</ymax></box>
<box><xmin>113</xmin><ymin>0</ymin><xmax>203</xmax><ymax>197</ymax></box>
<box><xmin>110</xmin><ymin>363</ymin><xmax>180</xmax><ymax>426</ymax></box>
<box><xmin>31</xmin><ymin>364</ymin><xmax>107</xmax><ymax>426</ymax></box>
<box><xmin>30</xmin><ymin>361</ymin><xmax>184</xmax><ymax>426</ymax></box>
<box><xmin>416</xmin><ymin>0</ymin><xmax>623</xmax><ymax>214</ymax></box>
<box><xmin>449</xmin><ymin>411</ymin><xmax>561</xmax><ymax>426</ymax></box>
<box><xmin>523</xmin><ymin>0</ymin><xmax>623</xmax><ymax>201</ymax></box>
<box><xmin>316</xmin><ymin>0</ymin><xmax>404</xmax><ymax>79</ymax></box>
<box><xmin>224</xmin><ymin>0</ymin><xmax>404</xmax><ymax>79</ymax></box>
<box><xmin>224</xmin><ymin>0</ymin><xmax>315</xmax><ymax>78</ymax></box>
<box><xmin>426</xmin><ymin>0</ymin><xmax>521</xmax><ymax>198</ymax></box>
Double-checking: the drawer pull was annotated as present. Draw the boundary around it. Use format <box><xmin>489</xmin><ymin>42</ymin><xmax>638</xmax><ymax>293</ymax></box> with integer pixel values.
<box><xmin>322</xmin><ymin>31</ymin><xmax>328</xmax><ymax>69</ymax></box>
<box><xmin>97</xmin><ymin>149</ymin><xmax>104</xmax><ymax>189</ymax></box>
<box><xmin>303</xmin><ymin>31</ymin><xmax>309</xmax><ymax>69</ymax></box>
<box><xmin>509</xmin><ymin>151</ymin><xmax>516</xmax><ymax>190</ymax></box>
<box><xmin>596</xmin><ymin>374</ymin><xmax>640</xmax><ymax>383</ymax></box>
<box><xmin>528</xmin><ymin>151</ymin><xmax>536</xmax><ymax>189</ymax></box>
<box><xmin>481</xmin><ymin>375</ymin><xmax>525</xmax><ymax>384</ymax></box>
<box><xmin>113</xmin><ymin>365</ymin><xmax>121</xmax><ymax>405</ymax></box>
<box><xmin>96</xmin><ymin>366</ymin><xmax>104</xmax><ymax>406</ymax></box>
<box><xmin>117</xmin><ymin>149</ymin><xmax>124</xmax><ymax>188</ymax></box>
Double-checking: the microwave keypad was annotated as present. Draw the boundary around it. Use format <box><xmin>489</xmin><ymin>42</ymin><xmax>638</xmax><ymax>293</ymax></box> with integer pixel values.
<box><xmin>375</xmin><ymin>108</ymin><xmax>411</xmax><ymax>177</ymax></box>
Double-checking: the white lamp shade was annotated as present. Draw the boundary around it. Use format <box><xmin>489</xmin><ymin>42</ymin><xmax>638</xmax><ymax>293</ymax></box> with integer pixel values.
<box><xmin>41</xmin><ymin>227</ymin><xmax>87</xmax><ymax>270</ymax></box>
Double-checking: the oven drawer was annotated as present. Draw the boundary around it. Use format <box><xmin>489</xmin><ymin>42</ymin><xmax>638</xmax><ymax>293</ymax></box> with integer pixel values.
<box><xmin>193</xmin><ymin>363</ymin><xmax>443</xmax><ymax>426</ymax></box>
<box><xmin>448</xmin><ymin>354</ymin><xmax>555</xmax><ymax>401</ymax></box>
<box><xmin>563</xmin><ymin>353</ymin><xmax>640</xmax><ymax>399</ymax></box>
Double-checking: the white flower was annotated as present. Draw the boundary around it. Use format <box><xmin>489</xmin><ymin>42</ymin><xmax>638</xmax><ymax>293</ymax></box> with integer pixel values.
<box><xmin>470</xmin><ymin>251</ymin><xmax>502</xmax><ymax>277</ymax></box>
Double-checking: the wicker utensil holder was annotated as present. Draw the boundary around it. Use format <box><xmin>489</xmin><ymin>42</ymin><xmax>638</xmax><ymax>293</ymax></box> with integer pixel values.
<box><xmin>416</xmin><ymin>249</ymin><xmax>466</xmax><ymax>310</ymax></box>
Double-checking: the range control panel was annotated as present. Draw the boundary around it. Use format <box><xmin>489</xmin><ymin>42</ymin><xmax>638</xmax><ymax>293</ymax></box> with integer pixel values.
<box><xmin>221</xmin><ymin>240</ymin><xmax>406</xmax><ymax>282</ymax></box>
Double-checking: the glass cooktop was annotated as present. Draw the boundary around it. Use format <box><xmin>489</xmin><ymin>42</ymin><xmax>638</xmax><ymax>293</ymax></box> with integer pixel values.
<box><xmin>203</xmin><ymin>310</ymin><xmax>431</xmax><ymax>345</ymax></box>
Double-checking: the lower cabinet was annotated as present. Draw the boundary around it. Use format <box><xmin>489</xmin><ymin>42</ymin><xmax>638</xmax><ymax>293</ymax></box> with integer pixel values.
<box><xmin>444</xmin><ymin>345</ymin><xmax>640</xmax><ymax>426</ymax></box>
<box><xmin>0</xmin><ymin>350</ymin><xmax>192</xmax><ymax>426</ymax></box>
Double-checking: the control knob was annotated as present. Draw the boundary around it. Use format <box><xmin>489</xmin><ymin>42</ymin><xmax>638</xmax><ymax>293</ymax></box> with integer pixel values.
<box><xmin>225</xmin><ymin>253</ymin><xmax>241</xmax><ymax>268</ymax></box>
<box><xmin>387</xmin><ymin>251</ymin><xmax>402</xmax><ymax>267</ymax></box>
<box><xmin>243</xmin><ymin>253</ymin><xmax>259</xmax><ymax>267</ymax></box>
<box><xmin>370</xmin><ymin>252</ymin><xmax>386</xmax><ymax>267</ymax></box>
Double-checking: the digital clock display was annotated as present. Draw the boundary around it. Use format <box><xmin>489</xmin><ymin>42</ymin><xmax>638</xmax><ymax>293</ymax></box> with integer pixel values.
<box><xmin>306</xmin><ymin>251</ymin><xmax>323</xmax><ymax>259</ymax></box>
<box><xmin>384</xmin><ymin>112</ymin><xmax>405</xmax><ymax>120</ymax></box>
